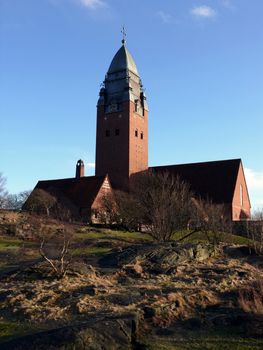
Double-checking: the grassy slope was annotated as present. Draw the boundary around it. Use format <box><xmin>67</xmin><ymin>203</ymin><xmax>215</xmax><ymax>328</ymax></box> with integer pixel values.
<box><xmin>144</xmin><ymin>333</ymin><xmax>263</xmax><ymax>350</ymax></box>
<box><xmin>0</xmin><ymin>322</ymin><xmax>50</xmax><ymax>343</ymax></box>
<box><xmin>172</xmin><ymin>230</ymin><xmax>251</xmax><ymax>245</ymax></box>
<box><xmin>0</xmin><ymin>218</ymin><xmax>257</xmax><ymax>347</ymax></box>
<box><xmin>0</xmin><ymin>228</ymin><xmax>251</xmax><ymax>268</ymax></box>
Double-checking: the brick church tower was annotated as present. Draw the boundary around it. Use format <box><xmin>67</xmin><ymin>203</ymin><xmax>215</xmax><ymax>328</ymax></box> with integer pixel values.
<box><xmin>95</xmin><ymin>35</ymin><xmax>148</xmax><ymax>189</ymax></box>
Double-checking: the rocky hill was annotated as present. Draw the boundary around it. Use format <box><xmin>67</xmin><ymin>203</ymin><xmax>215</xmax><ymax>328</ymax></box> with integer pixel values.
<box><xmin>0</xmin><ymin>210</ymin><xmax>263</xmax><ymax>349</ymax></box>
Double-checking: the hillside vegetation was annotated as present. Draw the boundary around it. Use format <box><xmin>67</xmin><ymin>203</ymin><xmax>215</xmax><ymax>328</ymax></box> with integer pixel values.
<box><xmin>0</xmin><ymin>210</ymin><xmax>263</xmax><ymax>349</ymax></box>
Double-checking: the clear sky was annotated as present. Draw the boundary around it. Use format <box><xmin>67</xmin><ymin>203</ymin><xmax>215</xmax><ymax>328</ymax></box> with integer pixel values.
<box><xmin>0</xmin><ymin>0</ymin><xmax>263</xmax><ymax>211</ymax></box>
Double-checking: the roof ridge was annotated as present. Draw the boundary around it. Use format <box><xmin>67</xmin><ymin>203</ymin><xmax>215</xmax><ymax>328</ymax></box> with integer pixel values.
<box><xmin>38</xmin><ymin>175</ymin><xmax>106</xmax><ymax>183</ymax></box>
<box><xmin>151</xmin><ymin>158</ymin><xmax>241</xmax><ymax>168</ymax></box>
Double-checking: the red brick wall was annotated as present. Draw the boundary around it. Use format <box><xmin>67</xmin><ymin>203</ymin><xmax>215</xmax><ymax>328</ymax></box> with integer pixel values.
<box><xmin>95</xmin><ymin>101</ymin><xmax>148</xmax><ymax>189</ymax></box>
<box><xmin>232</xmin><ymin>163</ymin><xmax>251</xmax><ymax>220</ymax></box>
<box><xmin>129</xmin><ymin>101</ymin><xmax>148</xmax><ymax>177</ymax></box>
<box><xmin>95</xmin><ymin>102</ymin><xmax>130</xmax><ymax>189</ymax></box>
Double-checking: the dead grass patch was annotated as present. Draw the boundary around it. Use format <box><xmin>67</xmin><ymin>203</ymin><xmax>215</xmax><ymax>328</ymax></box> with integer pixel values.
<box><xmin>239</xmin><ymin>279</ymin><xmax>263</xmax><ymax>315</ymax></box>
<box><xmin>151</xmin><ymin>289</ymin><xmax>218</xmax><ymax>328</ymax></box>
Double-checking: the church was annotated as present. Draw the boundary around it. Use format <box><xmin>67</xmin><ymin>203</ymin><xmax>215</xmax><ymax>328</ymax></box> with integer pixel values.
<box><xmin>24</xmin><ymin>36</ymin><xmax>251</xmax><ymax>222</ymax></box>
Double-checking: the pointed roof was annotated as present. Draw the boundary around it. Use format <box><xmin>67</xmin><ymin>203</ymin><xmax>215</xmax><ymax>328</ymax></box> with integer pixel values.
<box><xmin>150</xmin><ymin>159</ymin><xmax>242</xmax><ymax>204</ymax></box>
<box><xmin>108</xmin><ymin>44</ymin><xmax>139</xmax><ymax>76</ymax></box>
<box><xmin>35</xmin><ymin>175</ymin><xmax>107</xmax><ymax>208</ymax></box>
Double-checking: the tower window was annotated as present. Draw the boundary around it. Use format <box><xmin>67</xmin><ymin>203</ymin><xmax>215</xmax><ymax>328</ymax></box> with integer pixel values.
<box><xmin>135</xmin><ymin>130</ymin><xmax>138</xmax><ymax>137</ymax></box>
<box><xmin>115</xmin><ymin>129</ymin><xmax>120</xmax><ymax>136</ymax></box>
<box><xmin>140</xmin><ymin>132</ymin><xmax>143</xmax><ymax>140</ymax></box>
<box><xmin>135</xmin><ymin>100</ymin><xmax>138</xmax><ymax>112</ymax></box>
<box><xmin>105</xmin><ymin>130</ymin><xmax>110</xmax><ymax>137</ymax></box>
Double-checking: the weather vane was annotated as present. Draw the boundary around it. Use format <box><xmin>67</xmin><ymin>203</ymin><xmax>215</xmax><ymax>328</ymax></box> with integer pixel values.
<box><xmin>121</xmin><ymin>26</ymin><xmax>126</xmax><ymax>45</ymax></box>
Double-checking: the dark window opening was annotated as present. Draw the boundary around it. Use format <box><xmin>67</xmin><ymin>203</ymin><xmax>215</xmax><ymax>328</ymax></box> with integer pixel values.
<box><xmin>135</xmin><ymin>130</ymin><xmax>138</xmax><ymax>137</ymax></box>
<box><xmin>115</xmin><ymin>129</ymin><xmax>120</xmax><ymax>136</ymax></box>
<box><xmin>105</xmin><ymin>130</ymin><xmax>110</xmax><ymax>137</ymax></box>
<box><xmin>140</xmin><ymin>132</ymin><xmax>143</xmax><ymax>140</ymax></box>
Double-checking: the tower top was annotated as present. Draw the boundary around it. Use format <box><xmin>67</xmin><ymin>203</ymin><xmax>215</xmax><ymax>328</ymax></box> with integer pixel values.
<box><xmin>98</xmin><ymin>34</ymin><xmax>148</xmax><ymax>111</ymax></box>
<box><xmin>121</xmin><ymin>26</ymin><xmax>126</xmax><ymax>45</ymax></box>
<box><xmin>107</xmin><ymin>44</ymin><xmax>139</xmax><ymax>76</ymax></box>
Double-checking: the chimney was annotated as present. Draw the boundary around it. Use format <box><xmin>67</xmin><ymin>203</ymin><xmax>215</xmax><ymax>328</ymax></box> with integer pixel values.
<box><xmin>76</xmin><ymin>159</ymin><xmax>84</xmax><ymax>178</ymax></box>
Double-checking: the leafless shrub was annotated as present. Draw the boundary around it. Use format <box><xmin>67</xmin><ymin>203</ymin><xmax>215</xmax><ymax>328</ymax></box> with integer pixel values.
<box><xmin>0</xmin><ymin>172</ymin><xmax>8</xmax><ymax>208</ymax></box>
<box><xmin>98</xmin><ymin>170</ymin><xmax>232</xmax><ymax>244</ymax></box>
<box><xmin>53</xmin><ymin>203</ymin><xmax>74</xmax><ymax>222</ymax></box>
<box><xmin>39</xmin><ymin>225</ymin><xmax>73</xmax><ymax>278</ymax></box>
<box><xmin>5</xmin><ymin>190</ymin><xmax>31</xmax><ymax>210</ymax></box>
<box><xmin>248</xmin><ymin>210</ymin><xmax>263</xmax><ymax>254</ymax></box>
<box><xmin>24</xmin><ymin>189</ymin><xmax>57</xmax><ymax>216</ymax></box>
<box><xmin>114</xmin><ymin>190</ymin><xmax>142</xmax><ymax>231</ymax></box>
<box><xmin>190</xmin><ymin>198</ymin><xmax>232</xmax><ymax>247</ymax></box>
<box><xmin>132</xmin><ymin>171</ymin><xmax>193</xmax><ymax>241</ymax></box>
<box><xmin>96</xmin><ymin>190</ymin><xmax>141</xmax><ymax>231</ymax></box>
<box><xmin>239</xmin><ymin>279</ymin><xmax>263</xmax><ymax>315</ymax></box>
<box><xmin>95</xmin><ymin>192</ymin><xmax>119</xmax><ymax>226</ymax></box>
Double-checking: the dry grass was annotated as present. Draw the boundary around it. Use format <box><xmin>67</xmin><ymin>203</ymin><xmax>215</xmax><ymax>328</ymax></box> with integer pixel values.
<box><xmin>151</xmin><ymin>289</ymin><xmax>218</xmax><ymax>328</ymax></box>
<box><xmin>0</xmin><ymin>263</ymin><xmax>118</xmax><ymax>323</ymax></box>
<box><xmin>2</xmin><ymin>210</ymin><xmax>263</xmax><ymax>346</ymax></box>
<box><xmin>239</xmin><ymin>279</ymin><xmax>263</xmax><ymax>315</ymax></box>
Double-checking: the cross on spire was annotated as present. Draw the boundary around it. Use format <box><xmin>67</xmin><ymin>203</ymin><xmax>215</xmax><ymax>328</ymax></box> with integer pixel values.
<box><xmin>121</xmin><ymin>26</ymin><xmax>126</xmax><ymax>45</ymax></box>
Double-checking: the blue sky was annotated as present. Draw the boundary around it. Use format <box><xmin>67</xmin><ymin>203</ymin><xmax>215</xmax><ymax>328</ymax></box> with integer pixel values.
<box><xmin>0</xmin><ymin>0</ymin><xmax>263</xmax><ymax>210</ymax></box>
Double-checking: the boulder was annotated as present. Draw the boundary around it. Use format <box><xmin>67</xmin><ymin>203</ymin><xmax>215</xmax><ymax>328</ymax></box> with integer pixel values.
<box><xmin>0</xmin><ymin>313</ymin><xmax>139</xmax><ymax>350</ymax></box>
<box><xmin>100</xmin><ymin>242</ymin><xmax>215</xmax><ymax>274</ymax></box>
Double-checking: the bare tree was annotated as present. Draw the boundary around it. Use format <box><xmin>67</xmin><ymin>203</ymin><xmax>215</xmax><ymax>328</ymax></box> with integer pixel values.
<box><xmin>190</xmin><ymin>197</ymin><xmax>231</xmax><ymax>247</ymax></box>
<box><xmin>5</xmin><ymin>190</ymin><xmax>31</xmax><ymax>210</ymax></box>
<box><xmin>24</xmin><ymin>189</ymin><xmax>57</xmax><ymax>216</ymax></box>
<box><xmin>253</xmin><ymin>208</ymin><xmax>263</xmax><ymax>221</ymax></box>
<box><xmin>132</xmin><ymin>171</ymin><xmax>193</xmax><ymax>241</ymax></box>
<box><xmin>97</xmin><ymin>171</ymin><xmax>232</xmax><ymax>244</ymax></box>
<box><xmin>0</xmin><ymin>173</ymin><xmax>8</xmax><ymax>208</ymax></box>
<box><xmin>96</xmin><ymin>190</ymin><xmax>141</xmax><ymax>230</ymax></box>
<box><xmin>98</xmin><ymin>171</ymin><xmax>193</xmax><ymax>239</ymax></box>
<box><xmin>246</xmin><ymin>208</ymin><xmax>263</xmax><ymax>254</ymax></box>
<box><xmin>39</xmin><ymin>225</ymin><xmax>73</xmax><ymax>278</ymax></box>
<box><xmin>114</xmin><ymin>190</ymin><xmax>142</xmax><ymax>231</ymax></box>
<box><xmin>96</xmin><ymin>192</ymin><xmax>119</xmax><ymax>225</ymax></box>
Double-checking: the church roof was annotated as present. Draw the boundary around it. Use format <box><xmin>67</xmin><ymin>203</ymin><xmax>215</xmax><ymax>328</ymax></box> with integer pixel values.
<box><xmin>108</xmin><ymin>44</ymin><xmax>139</xmax><ymax>75</ymax></box>
<box><xmin>35</xmin><ymin>175</ymin><xmax>107</xmax><ymax>208</ymax></box>
<box><xmin>150</xmin><ymin>159</ymin><xmax>242</xmax><ymax>204</ymax></box>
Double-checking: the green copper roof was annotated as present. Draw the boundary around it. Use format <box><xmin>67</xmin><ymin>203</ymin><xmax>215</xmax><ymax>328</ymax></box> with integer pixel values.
<box><xmin>108</xmin><ymin>44</ymin><xmax>139</xmax><ymax>75</ymax></box>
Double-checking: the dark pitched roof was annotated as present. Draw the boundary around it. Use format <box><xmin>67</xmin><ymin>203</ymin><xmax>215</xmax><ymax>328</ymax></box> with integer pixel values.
<box><xmin>150</xmin><ymin>159</ymin><xmax>241</xmax><ymax>204</ymax></box>
<box><xmin>35</xmin><ymin>175</ymin><xmax>107</xmax><ymax>208</ymax></box>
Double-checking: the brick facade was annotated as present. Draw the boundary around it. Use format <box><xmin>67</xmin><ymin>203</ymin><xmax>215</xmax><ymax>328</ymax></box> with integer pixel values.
<box><xmin>232</xmin><ymin>162</ymin><xmax>251</xmax><ymax>220</ymax></box>
<box><xmin>95</xmin><ymin>101</ymin><xmax>148</xmax><ymax>189</ymax></box>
